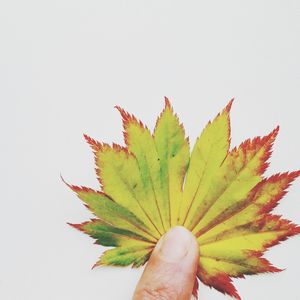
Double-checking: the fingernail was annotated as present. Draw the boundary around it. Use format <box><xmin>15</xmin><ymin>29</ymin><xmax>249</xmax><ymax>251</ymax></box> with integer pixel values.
<box><xmin>156</xmin><ymin>226</ymin><xmax>193</xmax><ymax>263</ymax></box>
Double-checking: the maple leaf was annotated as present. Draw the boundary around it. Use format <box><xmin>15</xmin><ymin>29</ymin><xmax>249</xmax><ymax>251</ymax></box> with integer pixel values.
<box><xmin>63</xmin><ymin>98</ymin><xmax>300</xmax><ymax>299</ymax></box>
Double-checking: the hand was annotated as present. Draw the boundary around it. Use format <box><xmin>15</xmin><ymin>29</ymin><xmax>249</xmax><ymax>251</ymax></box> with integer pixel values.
<box><xmin>133</xmin><ymin>226</ymin><xmax>199</xmax><ymax>300</ymax></box>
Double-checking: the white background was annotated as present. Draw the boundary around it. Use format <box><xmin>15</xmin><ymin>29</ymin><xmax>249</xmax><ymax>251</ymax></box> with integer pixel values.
<box><xmin>1</xmin><ymin>1</ymin><xmax>300</xmax><ymax>299</ymax></box>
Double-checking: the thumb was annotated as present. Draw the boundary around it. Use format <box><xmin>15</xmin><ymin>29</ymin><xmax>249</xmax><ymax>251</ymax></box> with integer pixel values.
<box><xmin>133</xmin><ymin>226</ymin><xmax>199</xmax><ymax>300</ymax></box>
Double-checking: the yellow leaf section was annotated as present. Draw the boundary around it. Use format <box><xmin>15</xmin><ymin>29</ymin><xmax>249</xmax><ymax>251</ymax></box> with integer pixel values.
<box><xmin>116</xmin><ymin>105</ymin><xmax>168</xmax><ymax>233</ymax></box>
<box><xmin>196</xmin><ymin>215</ymin><xmax>299</xmax><ymax>296</ymax></box>
<box><xmin>192</xmin><ymin>127</ymin><xmax>279</xmax><ymax>236</ymax></box>
<box><xmin>200</xmin><ymin>227</ymin><xmax>280</xmax><ymax>256</ymax></box>
<box><xmin>93</xmin><ymin>142</ymin><xmax>162</xmax><ymax>239</ymax></box>
<box><xmin>199</xmin><ymin>255</ymin><xmax>274</xmax><ymax>279</ymax></box>
<box><xmin>62</xmin><ymin>178</ymin><xmax>157</xmax><ymax>242</ymax></box>
<box><xmin>153</xmin><ymin>98</ymin><xmax>190</xmax><ymax>227</ymax></box>
<box><xmin>198</xmin><ymin>171</ymin><xmax>300</xmax><ymax>243</ymax></box>
<box><xmin>199</xmin><ymin>215</ymin><xmax>298</xmax><ymax>263</ymax></box>
<box><xmin>179</xmin><ymin>99</ymin><xmax>233</xmax><ymax>227</ymax></box>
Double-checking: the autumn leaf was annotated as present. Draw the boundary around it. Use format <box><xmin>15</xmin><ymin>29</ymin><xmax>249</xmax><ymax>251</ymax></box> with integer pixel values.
<box><xmin>63</xmin><ymin>98</ymin><xmax>300</xmax><ymax>299</ymax></box>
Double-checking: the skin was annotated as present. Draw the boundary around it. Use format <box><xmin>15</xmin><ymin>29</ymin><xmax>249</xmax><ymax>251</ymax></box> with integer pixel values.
<box><xmin>133</xmin><ymin>226</ymin><xmax>199</xmax><ymax>300</ymax></box>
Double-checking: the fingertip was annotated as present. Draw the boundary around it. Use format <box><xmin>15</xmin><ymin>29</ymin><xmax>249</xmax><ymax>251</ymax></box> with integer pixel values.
<box><xmin>154</xmin><ymin>226</ymin><xmax>198</xmax><ymax>263</ymax></box>
<box><xmin>133</xmin><ymin>226</ymin><xmax>199</xmax><ymax>300</ymax></box>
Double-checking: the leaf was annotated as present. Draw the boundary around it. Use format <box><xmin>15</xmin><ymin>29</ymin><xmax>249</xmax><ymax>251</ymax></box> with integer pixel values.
<box><xmin>197</xmin><ymin>171</ymin><xmax>300</xmax><ymax>243</ymax></box>
<box><xmin>97</xmin><ymin>245</ymin><xmax>153</xmax><ymax>268</ymax></box>
<box><xmin>64</xmin><ymin>98</ymin><xmax>300</xmax><ymax>299</ymax></box>
<box><xmin>199</xmin><ymin>215</ymin><xmax>299</xmax><ymax>266</ymax></box>
<box><xmin>179</xmin><ymin>99</ymin><xmax>233</xmax><ymax>227</ymax></box>
<box><xmin>115</xmin><ymin>105</ymin><xmax>168</xmax><ymax>233</ymax></box>
<box><xmin>69</xmin><ymin>219</ymin><xmax>152</xmax><ymax>247</ymax></box>
<box><xmin>153</xmin><ymin>97</ymin><xmax>190</xmax><ymax>227</ymax></box>
<box><xmin>82</xmin><ymin>138</ymin><xmax>162</xmax><ymax>239</ymax></box>
<box><xmin>191</xmin><ymin>126</ymin><xmax>279</xmax><ymax>236</ymax></box>
<box><xmin>69</xmin><ymin>219</ymin><xmax>154</xmax><ymax>268</ymax></box>
<box><xmin>62</xmin><ymin>178</ymin><xmax>157</xmax><ymax>242</ymax></box>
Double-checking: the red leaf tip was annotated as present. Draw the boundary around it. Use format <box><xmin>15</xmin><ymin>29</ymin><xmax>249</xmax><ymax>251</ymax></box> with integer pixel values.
<box><xmin>67</xmin><ymin>222</ymin><xmax>84</xmax><ymax>231</ymax></box>
<box><xmin>115</xmin><ymin>105</ymin><xmax>130</xmax><ymax>122</ymax></box>
<box><xmin>271</xmin><ymin>125</ymin><xmax>280</xmax><ymax>138</ymax></box>
<box><xmin>91</xmin><ymin>261</ymin><xmax>103</xmax><ymax>269</ymax></box>
<box><xmin>164</xmin><ymin>96</ymin><xmax>172</xmax><ymax>109</ymax></box>
<box><xmin>224</xmin><ymin>98</ymin><xmax>234</xmax><ymax>113</ymax></box>
<box><xmin>83</xmin><ymin>133</ymin><xmax>102</xmax><ymax>151</ymax></box>
<box><xmin>115</xmin><ymin>105</ymin><xmax>144</xmax><ymax>127</ymax></box>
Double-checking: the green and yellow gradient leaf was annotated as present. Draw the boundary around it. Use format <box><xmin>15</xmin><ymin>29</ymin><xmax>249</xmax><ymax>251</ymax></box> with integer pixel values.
<box><xmin>115</xmin><ymin>105</ymin><xmax>168</xmax><ymax>233</ymax></box>
<box><xmin>64</xmin><ymin>98</ymin><xmax>300</xmax><ymax>300</ymax></box>
<box><xmin>153</xmin><ymin>97</ymin><xmax>190</xmax><ymax>227</ymax></box>
<box><xmin>179</xmin><ymin>100</ymin><xmax>233</xmax><ymax>228</ymax></box>
<box><xmin>191</xmin><ymin>126</ymin><xmax>279</xmax><ymax>236</ymax></box>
